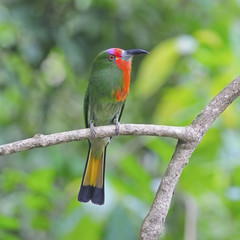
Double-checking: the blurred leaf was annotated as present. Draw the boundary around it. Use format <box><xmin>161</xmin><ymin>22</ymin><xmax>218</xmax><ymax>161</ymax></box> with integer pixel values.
<box><xmin>121</xmin><ymin>155</ymin><xmax>151</xmax><ymax>186</ymax></box>
<box><xmin>194</xmin><ymin>29</ymin><xmax>223</xmax><ymax>48</ymax></box>
<box><xmin>134</xmin><ymin>39</ymin><xmax>179</xmax><ymax>99</ymax></box>
<box><xmin>62</xmin><ymin>215</ymin><xmax>103</xmax><ymax>240</ymax></box>
<box><xmin>110</xmin><ymin>155</ymin><xmax>154</xmax><ymax>203</ymax></box>
<box><xmin>232</xmin><ymin>166</ymin><xmax>240</xmax><ymax>185</ymax></box>
<box><xmin>104</xmin><ymin>206</ymin><xmax>137</xmax><ymax>240</ymax></box>
<box><xmin>1</xmin><ymin>169</ymin><xmax>26</xmax><ymax>192</ymax></box>
<box><xmin>24</xmin><ymin>193</ymin><xmax>50</xmax><ymax>210</ymax></box>
<box><xmin>0</xmin><ymin>231</ymin><xmax>20</xmax><ymax>240</ymax></box>
<box><xmin>193</xmin><ymin>128</ymin><xmax>222</xmax><ymax>163</ymax></box>
<box><xmin>221</xmin><ymin>104</ymin><xmax>239</xmax><ymax>128</ymax></box>
<box><xmin>26</xmin><ymin>168</ymin><xmax>55</xmax><ymax>194</ymax></box>
<box><xmin>146</xmin><ymin>138</ymin><xmax>175</xmax><ymax>173</ymax></box>
<box><xmin>0</xmin><ymin>23</ymin><xmax>17</xmax><ymax>48</ymax></box>
<box><xmin>180</xmin><ymin>163</ymin><xmax>229</xmax><ymax>196</ymax></box>
<box><xmin>153</xmin><ymin>86</ymin><xmax>199</xmax><ymax>125</ymax></box>
<box><xmin>0</xmin><ymin>215</ymin><xmax>19</xmax><ymax>230</ymax></box>
<box><xmin>32</xmin><ymin>215</ymin><xmax>50</xmax><ymax>230</ymax></box>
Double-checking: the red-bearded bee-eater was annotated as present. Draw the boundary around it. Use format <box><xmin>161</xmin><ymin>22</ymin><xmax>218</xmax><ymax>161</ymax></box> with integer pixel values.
<box><xmin>78</xmin><ymin>48</ymin><xmax>149</xmax><ymax>205</ymax></box>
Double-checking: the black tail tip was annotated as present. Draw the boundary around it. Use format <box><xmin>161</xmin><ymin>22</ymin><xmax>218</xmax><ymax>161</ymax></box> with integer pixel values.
<box><xmin>78</xmin><ymin>185</ymin><xmax>105</xmax><ymax>205</ymax></box>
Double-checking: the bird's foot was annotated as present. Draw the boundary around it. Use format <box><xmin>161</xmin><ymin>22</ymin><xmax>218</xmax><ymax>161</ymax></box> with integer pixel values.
<box><xmin>90</xmin><ymin>122</ymin><xmax>96</xmax><ymax>138</ymax></box>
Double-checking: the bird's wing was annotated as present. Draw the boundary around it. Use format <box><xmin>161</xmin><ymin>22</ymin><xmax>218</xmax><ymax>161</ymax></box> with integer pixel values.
<box><xmin>84</xmin><ymin>87</ymin><xmax>89</xmax><ymax>128</ymax></box>
<box><xmin>118</xmin><ymin>100</ymin><xmax>126</xmax><ymax>122</ymax></box>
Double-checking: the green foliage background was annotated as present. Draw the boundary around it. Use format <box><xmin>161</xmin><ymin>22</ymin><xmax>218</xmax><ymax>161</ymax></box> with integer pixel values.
<box><xmin>1</xmin><ymin>0</ymin><xmax>240</xmax><ymax>239</ymax></box>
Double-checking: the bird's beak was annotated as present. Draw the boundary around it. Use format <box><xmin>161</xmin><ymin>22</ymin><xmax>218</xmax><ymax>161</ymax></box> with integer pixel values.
<box><xmin>123</xmin><ymin>49</ymin><xmax>149</xmax><ymax>60</ymax></box>
<box><xmin>125</xmin><ymin>49</ymin><xmax>150</xmax><ymax>56</ymax></box>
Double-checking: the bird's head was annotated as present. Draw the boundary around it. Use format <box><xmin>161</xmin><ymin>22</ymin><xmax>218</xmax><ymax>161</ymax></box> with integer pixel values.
<box><xmin>91</xmin><ymin>48</ymin><xmax>149</xmax><ymax>102</ymax></box>
<box><xmin>92</xmin><ymin>48</ymin><xmax>149</xmax><ymax>71</ymax></box>
<box><xmin>106</xmin><ymin>48</ymin><xmax>149</xmax><ymax>62</ymax></box>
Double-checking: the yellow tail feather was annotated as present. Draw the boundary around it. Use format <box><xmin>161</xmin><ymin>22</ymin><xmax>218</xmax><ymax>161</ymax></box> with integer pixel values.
<box><xmin>83</xmin><ymin>148</ymin><xmax>104</xmax><ymax>188</ymax></box>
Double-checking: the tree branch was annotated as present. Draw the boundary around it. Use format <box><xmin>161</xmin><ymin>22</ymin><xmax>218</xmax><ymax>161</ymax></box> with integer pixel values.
<box><xmin>140</xmin><ymin>75</ymin><xmax>240</xmax><ymax>239</ymax></box>
<box><xmin>1</xmin><ymin>76</ymin><xmax>240</xmax><ymax>240</ymax></box>
<box><xmin>0</xmin><ymin>124</ymin><xmax>192</xmax><ymax>156</ymax></box>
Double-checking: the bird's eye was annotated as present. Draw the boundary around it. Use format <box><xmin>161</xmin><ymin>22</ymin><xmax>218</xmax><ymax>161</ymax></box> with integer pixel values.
<box><xmin>108</xmin><ymin>54</ymin><xmax>116</xmax><ymax>61</ymax></box>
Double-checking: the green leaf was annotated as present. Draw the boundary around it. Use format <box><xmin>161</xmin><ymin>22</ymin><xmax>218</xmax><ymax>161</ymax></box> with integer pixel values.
<box><xmin>121</xmin><ymin>155</ymin><xmax>151</xmax><ymax>186</ymax></box>
<box><xmin>134</xmin><ymin>39</ymin><xmax>179</xmax><ymax>99</ymax></box>
<box><xmin>0</xmin><ymin>215</ymin><xmax>19</xmax><ymax>230</ymax></box>
<box><xmin>110</xmin><ymin>155</ymin><xmax>154</xmax><ymax>203</ymax></box>
<box><xmin>62</xmin><ymin>215</ymin><xmax>103</xmax><ymax>240</ymax></box>
<box><xmin>153</xmin><ymin>86</ymin><xmax>199</xmax><ymax>125</ymax></box>
<box><xmin>1</xmin><ymin>169</ymin><xmax>26</xmax><ymax>192</ymax></box>
<box><xmin>194</xmin><ymin>29</ymin><xmax>223</xmax><ymax>48</ymax></box>
<box><xmin>146</xmin><ymin>138</ymin><xmax>175</xmax><ymax>170</ymax></box>
<box><xmin>24</xmin><ymin>193</ymin><xmax>49</xmax><ymax>210</ymax></box>
<box><xmin>32</xmin><ymin>215</ymin><xmax>50</xmax><ymax>230</ymax></box>
<box><xmin>0</xmin><ymin>231</ymin><xmax>20</xmax><ymax>240</ymax></box>
<box><xmin>26</xmin><ymin>168</ymin><xmax>55</xmax><ymax>194</ymax></box>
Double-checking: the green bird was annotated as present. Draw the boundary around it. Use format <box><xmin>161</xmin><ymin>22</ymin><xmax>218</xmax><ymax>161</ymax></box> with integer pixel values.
<box><xmin>78</xmin><ymin>48</ymin><xmax>149</xmax><ymax>205</ymax></box>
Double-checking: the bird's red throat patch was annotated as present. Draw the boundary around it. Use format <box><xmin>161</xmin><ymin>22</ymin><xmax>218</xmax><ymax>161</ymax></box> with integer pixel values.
<box><xmin>110</xmin><ymin>48</ymin><xmax>132</xmax><ymax>102</ymax></box>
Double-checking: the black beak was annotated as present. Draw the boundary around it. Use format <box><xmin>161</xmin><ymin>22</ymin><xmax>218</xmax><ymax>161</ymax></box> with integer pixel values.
<box><xmin>125</xmin><ymin>49</ymin><xmax>149</xmax><ymax>56</ymax></box>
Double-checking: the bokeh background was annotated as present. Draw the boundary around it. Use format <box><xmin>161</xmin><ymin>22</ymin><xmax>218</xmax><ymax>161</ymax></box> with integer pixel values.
<box><xmin>1</xmin><ymin>0</ymin><xmax>240</xmax><ymax>239</ymax></box>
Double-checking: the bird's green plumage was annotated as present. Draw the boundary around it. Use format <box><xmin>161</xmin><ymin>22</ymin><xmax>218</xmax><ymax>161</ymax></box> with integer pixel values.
<box><xmin>79</xmin><ymin>50</ymin><xmax>126</xmax><ymax>205</ymax></box>
<box><xmin>78</xmin><ymin>48</ymin><xmax>149</xmax><ymax>205</ymax></box>
<box><xmin>84</xmin><ymin>51</ymin><xmax>125</xmax><ymax>127</ymax></box>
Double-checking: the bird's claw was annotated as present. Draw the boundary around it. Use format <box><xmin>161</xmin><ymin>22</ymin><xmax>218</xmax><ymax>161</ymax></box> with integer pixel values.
<box><xmin>90</xmin><ymin>122</ymin><xmax>96</xmax><ymax>138</ymax></box>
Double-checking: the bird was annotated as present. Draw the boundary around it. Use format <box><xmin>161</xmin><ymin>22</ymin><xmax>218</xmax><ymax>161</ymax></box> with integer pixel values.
<box><xmin>78</xmin><ymin>48</ymin><xmax>149</xmax><ymax>205</ymax></box>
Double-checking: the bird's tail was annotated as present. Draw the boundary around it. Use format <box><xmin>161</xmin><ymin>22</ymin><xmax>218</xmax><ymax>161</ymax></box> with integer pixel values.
<box><xmin>78</xmin><ymin>144</ymin><xmax>106</xmax><ymax>205</ymax></box>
